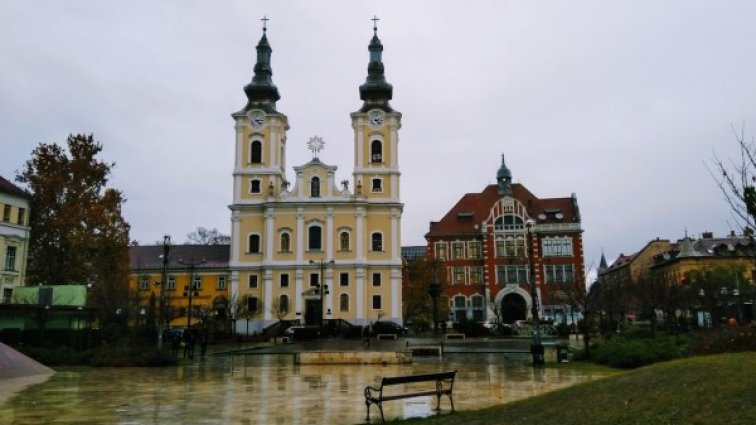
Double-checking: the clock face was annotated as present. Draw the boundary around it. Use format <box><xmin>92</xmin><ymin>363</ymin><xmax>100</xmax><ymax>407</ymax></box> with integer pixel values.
<box><xmin>250</xmin><ymin>110</ymin><xmax>265</xmax><ymax>129</ymax></box>
<box><xmin>368</xmin><ymin>110</ymin><xmax>384</xmax><ymax>128</ymax></box>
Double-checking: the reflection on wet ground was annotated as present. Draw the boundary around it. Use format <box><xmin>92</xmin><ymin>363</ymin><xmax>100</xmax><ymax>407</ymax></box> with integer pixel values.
<box><xmin>0</xmin><ymin>353</ymin><xmax>611</xmax><ymax>425</ymax></box>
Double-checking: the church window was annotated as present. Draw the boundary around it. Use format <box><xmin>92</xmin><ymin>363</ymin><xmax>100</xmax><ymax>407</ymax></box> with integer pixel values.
<box><xmin>247</xmin><ymin>296</ymin><xmax>258</xmax><ymax>312</ymax></box>
<box><xmin>248</xmin><ymin>234</ymin><xmax>261</xmax><ymax>253</ymax></box>
<box><xmin>280</xmin><ymin>273</ymin><xmax>289</xmax><ymax>287</ymax></box>
<box><xmin>250</xmin><ymin>179</ymin><xmax>261</xmax><ymax>193</ymax></box>
<box><xmin>371</xmin><ymin>233</ymin><xmax>383</xmax><ymax>251</ymax></box>
<box><xmin>339</xmin><ymin>272</ymin><xmax>349</xmax><ymax>286</ymax></box>
<box><xmin>311</xmin><ymin>177</ymin><xmax>321</xmax><ymax>198</ymax></box>
<box><xmin>370</xmin><ymin>140</ymin><xmax>382</xmax><ymax>163</ymax></box>
<box><xmin>280</xmin><ymin>233</ymin><xmax>291</xmax><ymax>252</ymax></box>
<box><xmin>371</xmin><ymin>178</ymin><xmax>382</xmax><ymax>192</ymax></box>
<box><xmin>309</xmin><ymin>273</ymin><xmax>319</xmax><ymax>287</ymax></box>
<box><xmin>278</xmin><ymin>294</ymin><xmax>289</xmax><ymax>315</ymax></box>
<box><xmin>250</xmin><ymin>141</ymin><xmax>262</xmax><ymax>164</ymax></box>
<box><xmin>340</xmin><ymin>294</ymin><xmax>349</xmax><ymax>312</ymax></box>
<box><xmin>339</xmin><ymin>231</ymin><xmax>350</xmax><ymax>251</ymax></box>
<box><xmin>248</xmin><ymin>275</ymin><xmax>258</xmax><ymax>289</ymax></box>
<box><xmin>372</xmin><ymin>272</ymin><xmax>381</xmax><ymax>286</ymax></box>
<box><xmin>308</xmin><ymin>225</ymin><xmax>322</xmax><ymax>251</ymax></box>
<box><xmin>372</xmin><ymin>295</ymin><xmax>382</xmax><ymax>310</ymax></box>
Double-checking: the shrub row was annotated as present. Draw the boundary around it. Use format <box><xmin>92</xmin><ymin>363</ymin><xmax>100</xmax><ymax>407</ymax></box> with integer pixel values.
<box><xmin>589</xmin><ymin>336</ymin><xmax>690</xmax><ymax>368</ymax></box>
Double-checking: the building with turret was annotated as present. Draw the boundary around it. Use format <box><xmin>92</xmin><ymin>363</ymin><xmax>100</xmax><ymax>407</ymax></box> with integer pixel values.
<box><xmin>425</xmin><ymin>157</ymin><xmax>585</xmax><ymax>325</ymax></box>
<box><xmin>228</xmin><ymin>22</ymin><xmax>404</xmax><ymax>333</ymax></box>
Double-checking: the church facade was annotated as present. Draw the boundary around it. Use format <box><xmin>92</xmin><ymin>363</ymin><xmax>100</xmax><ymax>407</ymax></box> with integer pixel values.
<box><xmin>229</xmin><ymin>24</ymin><xmax>404</xmax><ymax>333</ymax></box>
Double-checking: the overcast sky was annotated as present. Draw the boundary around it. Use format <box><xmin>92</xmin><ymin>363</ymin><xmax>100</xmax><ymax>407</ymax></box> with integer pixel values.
<box><xmin>2</xmin><ymin>1</ymin><xmax>754</xmax><ymax>276</ymax></box>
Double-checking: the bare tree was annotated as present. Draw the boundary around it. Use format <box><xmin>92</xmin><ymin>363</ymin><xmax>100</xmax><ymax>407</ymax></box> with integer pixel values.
<box><xmin>710</xmin><ymin>125</ymin><xmax>756</xmax><ymax>234</ymax></box>
<box><xmin>186</xmin><ymin>227</ymin><xmax>231</xmax><ymax>245</ymax></box>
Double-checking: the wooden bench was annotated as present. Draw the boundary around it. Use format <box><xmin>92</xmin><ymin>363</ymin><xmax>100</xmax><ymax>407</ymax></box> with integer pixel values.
<box><xmin>364</xmin><ymin>370</ymin><xmax>456</xmax><ymax>423</ymax></box>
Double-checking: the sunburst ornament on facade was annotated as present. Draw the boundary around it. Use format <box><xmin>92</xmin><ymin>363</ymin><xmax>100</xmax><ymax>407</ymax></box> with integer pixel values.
<box><xmin>307</xmin><ymin>136</ymin><xmax>325</xmax><ymax>158</ymax></box>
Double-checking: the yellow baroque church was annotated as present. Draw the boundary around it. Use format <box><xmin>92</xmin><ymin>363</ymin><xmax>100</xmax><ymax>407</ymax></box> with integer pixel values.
<box><xmin>228</xmin><ymin>23</ymin><xmax>403</xmax><ymax>334</ymax></box>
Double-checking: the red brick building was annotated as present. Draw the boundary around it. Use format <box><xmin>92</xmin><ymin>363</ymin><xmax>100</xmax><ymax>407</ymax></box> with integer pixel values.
<box><xmin>425</xmin><ymin>155</ymin><xmax>585</xmax><ymax>325</ymax></box>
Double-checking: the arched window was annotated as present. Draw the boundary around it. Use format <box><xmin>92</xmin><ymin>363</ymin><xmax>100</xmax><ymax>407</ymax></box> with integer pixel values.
<box><xmin>250</xmin><ymin>141</ymin><xmax>262</xmax><ymax>164</ymax></box>
<box><xmin>248</xmin><ymin>234</ymin><xmax>261</xmax><ymax>253</ymax></box>
<box><xmin>494</xmin><ymin>214</ymin><xmax>524</xmax><ymax>231</ymax></box>
<box><xmin>339</xmin><ymin>231</ymin><xmax>350</xmax><ymax>251</ymax></box>
<box><xmin>311</xmin><ymin>177</ymin><xmax>320</xmax><ymax>198</ymax></box>
<box><xmin>339</xmin><ymin>293</ymin><xmax>349</xmax><ymax>312</ymax></box>
<box><xmin>308</xmin><ymin>225</ymin><xmax>322</xmax><ymax>251</ymax></box>
<box><xmin>280</xmin><ymin>233</ymin><xmax>290</xmax><ymax>252</ymax></box>
<box><xmin>279</xmin><ymin>294</ymin><xmax>289</xmax><ymax>315</ymax></box>
<box><xmin>370</xmin><ymin>140</ymin><xmax>382</xmax><ymax>163</ymax></box>
<box><xmin>371</xmin><ymin>232</ymin><xmax>383</xmax><ymax>252</ymax></box>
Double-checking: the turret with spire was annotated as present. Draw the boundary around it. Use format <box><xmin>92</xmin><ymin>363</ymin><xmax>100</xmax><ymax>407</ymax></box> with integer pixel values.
<box><xmin>240</xmin><ymin>17</ymin><xmax>280</xmax><ymax>114</ymax></box>
<box><xmin>359</xmin><ymin>17</ymin><xmax>394</xmax><ymax>112</ymax></box>
<box><xmin>497</xmin><ymin>154</ymin><xmax>513</xmax><ymax>196</ymax></box>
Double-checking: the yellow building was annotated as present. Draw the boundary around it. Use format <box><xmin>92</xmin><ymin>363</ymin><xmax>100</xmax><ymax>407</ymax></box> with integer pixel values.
<box><xmin>128</xmin><ymin>244</ymin><xmax>230</xmax><ymax>328</ymax></box>
<box><xmin>1</xmin><ymin>176</ymin><xmax>32</xmax><ymax>304</ymax></box>
<box><xmin>229</xmin><ymin>24</ymin><xmax>403</xmax><ymax>333</ymax></box>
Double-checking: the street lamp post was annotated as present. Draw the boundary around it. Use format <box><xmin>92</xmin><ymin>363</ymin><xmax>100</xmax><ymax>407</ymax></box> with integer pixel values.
<box><xmin>157</xmin><ymin>235</ymin><xmax>170</xmax><ymax>350</ymax></box>
<box><xmin>179</xmin><ymin>258</ymin><xmax>206</xmax><ymax>330</ymax></box>
<box><xmin>309</xmin><ymin>259</ymin><xmax>334</xmax><ymax>335</ymax></box>
<box><xmin>428</xmin><ymin>261</ymin><xmax>442</xmax><ymax>334</ymax></box>
<box><xmin>525</xmin><ymin>219</ymin><xmax>544</xmax><ymax>366</ymax></box>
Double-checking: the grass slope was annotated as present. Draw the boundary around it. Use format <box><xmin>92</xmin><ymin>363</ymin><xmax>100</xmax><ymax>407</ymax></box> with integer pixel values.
<box><xmin>399</xmin><ymin>353</ymin><xmax>756</xmax><ymax>425</ymax></box>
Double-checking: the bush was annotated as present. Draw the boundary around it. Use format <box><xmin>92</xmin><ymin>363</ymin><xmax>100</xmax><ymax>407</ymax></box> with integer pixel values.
<box><xmin>689</xmin><ymin>324</ymin><xmax>756</xmax><ymax>355</ymax></box>
<box><xmin>16</xmin><ymin>344</ymin><xmax>92</xmax><ymax>366</ymax></box>
<box><xmin>590</xmin><ymin>336</ymin><xmax>689</xmax><ymax>369</ymax></box>
<box><xmin>623</xmin><ymin>322</ymin><xmax>655</xmax><ymax>339</ymax></box>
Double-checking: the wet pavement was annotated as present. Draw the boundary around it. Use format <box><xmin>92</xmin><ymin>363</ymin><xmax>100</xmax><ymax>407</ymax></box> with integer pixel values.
<box><xmin>0</xmin><ymin>336</ymin><xmax>606</xmax><ymax>425</ymax></box>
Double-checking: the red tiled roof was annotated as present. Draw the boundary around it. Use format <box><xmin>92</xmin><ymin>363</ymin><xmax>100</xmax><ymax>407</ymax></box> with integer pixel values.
<box><xmin>426</xmin><ymin>184</ymin><xmax>579</xmax><ymax>238</ymax></box>
<box><xmin>0</xmin><ymin>175</ymin><xmax>31</xmax><ymax>199</ymax></box>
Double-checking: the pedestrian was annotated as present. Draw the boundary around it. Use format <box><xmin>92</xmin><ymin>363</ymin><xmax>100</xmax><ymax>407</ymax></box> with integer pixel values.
<box><xmin>171</xmin><ymin>332</ymin><xmax>181</xmax><ymax>356</ymax></box>
<box><xmin>200</xmin><ymin>329</ymin><xmax>209</xmax><ymax>357</ymax></box>
<box><xmin>362</xmin><ymin>322</ymin><xmax>371</xmax><ymax>348</ymax></box>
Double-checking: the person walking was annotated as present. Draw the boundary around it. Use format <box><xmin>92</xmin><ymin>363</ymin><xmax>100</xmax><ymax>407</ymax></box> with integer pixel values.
<box><xmin>362</xmin><ymin>322</ymin><xmax>372</xmax><ymax>348</ymax></box>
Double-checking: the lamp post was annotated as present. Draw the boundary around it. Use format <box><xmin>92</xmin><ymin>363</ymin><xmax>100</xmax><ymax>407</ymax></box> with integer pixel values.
<box><xmin>428</xmin><ymin>261</ymin><xmax>442</xmax><ymax>334</ymax></box>
<box><xmin>179</xmin><ymin>258</ymin><xmax>206</xmax><ymax>330</ymax></box>
<box><xmin>157</xmin><ymin>235</ymin><xmax>170</xmax><ymax>350</ymax></box>
<box><xmin>525</xmin><ymin>219</ymin><xmax>544</xmax><ymax>366</ymax></box>
<box><xmin>309</xmin><ymin>259</ymin><xmax>334</xmax><ymax>335</ymax></box>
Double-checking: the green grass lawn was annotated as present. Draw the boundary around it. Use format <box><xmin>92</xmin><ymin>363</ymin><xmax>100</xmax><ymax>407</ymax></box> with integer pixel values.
<box><xmin>396</xmin><ymin>352</ymin><xmax>756</xmax><ymax>425</ymax></box>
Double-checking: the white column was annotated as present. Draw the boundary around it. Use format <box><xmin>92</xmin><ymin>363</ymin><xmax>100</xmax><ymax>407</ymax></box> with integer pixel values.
<box><xmin>355</xmin><ymin>208</ymin><xmax>365</xmax><ymax>261</ymax></box>
<box><xmin>268</xmin><ymin>123</ymin><xmax>278</xmax><ymax>167</ymax></box>
<box><xmin>390</xmin><ymin>267</ymin><xmax>401</xmax><ymax>319</ymax></box>
<box><xmin>265</xmin><ymin>208</ymin><xmax>275</xmax><ymax>262</ymax></box>
<box><xmin>295</xmin><ymin>268</ymin><xmax>303</xmax><ymax>320</ymax></box>
<box><xmin>263</xmin><ymin>269</ymin><xmax>273</xmax><ymax>321</ymax></box>
<box><xmin>296</xmin><ymin>170</ymin><xmax>304</xmax><ymax>198</ymax></box>
<box><xmin>390</xmin><ymin>208</ymin><xmax>401</xmax><ymax>261</ymax></box>
<box><xmin>296</xmin><ymin>208</ymin><xmax>304</xmax><ymax>262</ymax></box>
<box><xmin>326</xmin><ymin>207</ymin><xmax>334</xmax><ymax>257</ymax></box>
<box><xmin>231</xmin><ymin>213</ymin><xmax>241</xmax><ymax>264</ymax></box>
<box><xmin>356</xmin><ymin>267</ymin><xmax>365</xmax><ymax>321</ymax></box>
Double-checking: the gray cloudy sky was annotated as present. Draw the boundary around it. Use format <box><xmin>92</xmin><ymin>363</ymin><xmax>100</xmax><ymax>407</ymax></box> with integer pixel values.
<box><xmin>2</xmin><ymin>0</ymin><xmax>754</xmax><ymax>275</ymax></box>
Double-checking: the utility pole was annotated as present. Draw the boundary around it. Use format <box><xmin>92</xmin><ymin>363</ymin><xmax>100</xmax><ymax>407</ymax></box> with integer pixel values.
<box><xmin>157</xmin><ymin>235</ymin><xmax>170</xmax><ymax>350</ymax></box>
<box><xmin>526</xmin><ymin>219</ymin><xmax>544</xmax><ymax>366</ymax></box>
<box><xmin>179</xmin><ymin>258</ymin><xmax>206</xmax><ymax>330</ymax></box>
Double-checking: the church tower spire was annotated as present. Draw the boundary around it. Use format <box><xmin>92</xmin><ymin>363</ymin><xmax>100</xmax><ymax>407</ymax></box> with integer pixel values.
<box><xmin>358</xmin><ymin>16</ymin><xmax>394</xmax><ymax>112</ymax></box>
<box><xmin>241</xmin><ymin>17</ymin><xmax>280</xmax><ymax>114</ymax></box>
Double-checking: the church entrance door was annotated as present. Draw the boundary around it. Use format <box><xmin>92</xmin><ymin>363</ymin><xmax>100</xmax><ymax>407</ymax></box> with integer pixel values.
<box><xmin>305</xmin><ymin>299</ymin><xmax>322</xmax><ymax>326</ymax></box>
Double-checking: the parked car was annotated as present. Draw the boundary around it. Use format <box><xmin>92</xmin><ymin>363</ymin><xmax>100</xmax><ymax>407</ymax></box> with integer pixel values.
<box><xmin>371</xmin><ymin>321</ymin><xmax>408</xmax><ymax>335</ymax></box>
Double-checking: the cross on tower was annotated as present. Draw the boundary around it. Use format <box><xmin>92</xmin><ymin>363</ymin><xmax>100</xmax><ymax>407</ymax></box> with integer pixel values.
<box><xmin>371</xmin><ymin>15</ymin><xmax>379</xmax><ymax>34</ymax></box>
<box><xmin>261</xmin><ymin>16</ymin><xmax>269</xmax><ymax>32</ymax></box>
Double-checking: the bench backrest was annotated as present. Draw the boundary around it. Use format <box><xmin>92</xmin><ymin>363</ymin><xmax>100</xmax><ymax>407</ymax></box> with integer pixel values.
<box><xmin>381</xmin><ymin>371</ymin><xmax>456</xmax><ymax>386</ymax></box>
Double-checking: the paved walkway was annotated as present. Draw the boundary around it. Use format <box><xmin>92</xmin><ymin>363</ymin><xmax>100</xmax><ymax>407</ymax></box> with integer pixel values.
<box><xmin>207</xmin><ymin>335</ymin><xmax>570</xmax><ymax>356</ymax></box>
